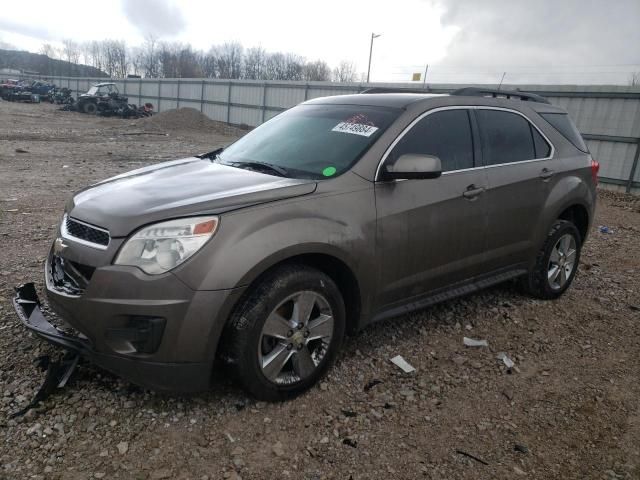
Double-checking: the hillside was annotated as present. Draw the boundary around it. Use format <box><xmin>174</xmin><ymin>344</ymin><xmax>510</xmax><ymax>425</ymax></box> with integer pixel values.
<box><xmin>0</xmin><ymin>49</ymin><xmax>107</xmax><ymax>77</ymax></box>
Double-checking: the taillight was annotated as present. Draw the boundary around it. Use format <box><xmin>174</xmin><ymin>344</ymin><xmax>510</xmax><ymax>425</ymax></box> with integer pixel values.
<box><xmin>591</xmin><ymin>159</ymin><xmax>600</xmax><ymax>185</ymax></box>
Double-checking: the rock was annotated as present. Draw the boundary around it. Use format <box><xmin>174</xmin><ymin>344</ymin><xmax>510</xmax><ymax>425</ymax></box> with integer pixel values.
<box><xmin>117</xmin><ymin>441</ymin><xmax>129</xmax><ymax>455</ymax></box>
<box><xmin>27</xmin><ymin>423</ymin><xmax>42</xmax><ymax>435</ymax></box>
<box><xmin>272</xmin><ymin>441</ymin><xmax>285</xmax><ymax>457</ymax></box>
<box><xmin>150</xmin><ymin>469</ymin><xmax>173</xmax><ymax>479</ymax></box>
<box><xmin>231</xmin><ymin>446</ymin><xmax>245</xmax><ymax>456</ymax></box>
<box><xmin>514</xmin><ymin>443</ymin><xmax>529</xmax><ymax>454</ymax></box>
<box><xmin>513</xmin><ymin>466</ymin><xmax>527</xmax><ymax>475</ymax></box>
<box><xmin>452</xmin><ymin>355</ymin><xmax>467</xmax><ymax>366</ymax></box>
<box><xmin>320</xmin><ymin>382</ymin><xmax>328</xmax><ymax>391</ymax></box>
<box><xmin>94</xmin><ymin>473</ymin><xmax>106</xmax><ymax>479</ymax></box>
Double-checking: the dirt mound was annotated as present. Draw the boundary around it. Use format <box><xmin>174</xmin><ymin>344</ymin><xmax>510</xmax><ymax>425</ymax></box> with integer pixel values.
<box><xmin>139</xmin><ymin>107</ymin><xmax>248</xmax><ymax>137</ymax></box>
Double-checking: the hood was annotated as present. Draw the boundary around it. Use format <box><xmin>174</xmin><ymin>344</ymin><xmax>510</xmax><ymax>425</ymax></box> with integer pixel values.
<box><xmin>68</xmin><ymin>157</ymin><xmax>317</xmax><ymax>237</ymax></box>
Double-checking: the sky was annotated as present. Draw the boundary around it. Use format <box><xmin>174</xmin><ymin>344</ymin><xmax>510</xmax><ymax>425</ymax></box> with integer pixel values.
<box><xmin>1</xmin><ymin>0</ymin><xmax>639</xmax><ymax>85</ymax></box>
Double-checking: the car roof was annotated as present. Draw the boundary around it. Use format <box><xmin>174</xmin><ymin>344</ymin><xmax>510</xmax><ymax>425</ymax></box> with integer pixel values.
<box><xmin>304</xmin><ymin>93</ymin><xmax>446</xmax><ymax>109</ymax></box>
<box><xmin>93</xmin><ymin>82</ymin><xmax>116</xmax><ymax>87</ymax></box>
<box><xmin>303</xmin><ymin>92</ymin><xmax>567</xmax><ymax>114</ymax></box>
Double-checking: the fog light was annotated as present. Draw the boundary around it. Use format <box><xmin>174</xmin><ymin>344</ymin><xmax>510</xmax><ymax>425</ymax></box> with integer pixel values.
<box><xmin>106</xmin><ymin>316</ymin><xmax>166</xmax><ymax>354</ymax></box>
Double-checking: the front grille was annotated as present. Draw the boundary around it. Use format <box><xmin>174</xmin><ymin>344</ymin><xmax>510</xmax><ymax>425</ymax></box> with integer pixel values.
<box><xmin>65</xmin><ymin>216</ymin><xmax>110</xmax><ymax>247</ymax></box>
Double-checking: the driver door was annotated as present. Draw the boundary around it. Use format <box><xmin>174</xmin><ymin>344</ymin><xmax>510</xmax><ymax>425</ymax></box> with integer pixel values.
<box><xmin>374</xmin><ymin>108</ymin><xmax>489</xmax><ymax>309</ymax></box>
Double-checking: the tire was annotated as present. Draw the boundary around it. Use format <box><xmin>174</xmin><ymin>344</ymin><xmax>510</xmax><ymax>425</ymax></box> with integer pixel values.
<box><xmin>82</xmin><ymin>101</ymin><xmax>97</xmax><ymax>114</ymax></box>
<box><xmin>521</xmin><ymin>219</ymin><xmax>582</xmax><ymax>299</ymax></box>
<box><xmin>222</xmin><ymin>265</ymin><xmax>346</xmax><ymax>401</ymax></box>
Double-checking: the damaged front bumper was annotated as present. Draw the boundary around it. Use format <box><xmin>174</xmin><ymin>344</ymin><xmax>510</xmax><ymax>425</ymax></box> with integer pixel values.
<box><xmin>13</xmin><ymin>283</ymin><xmax>91</xmax><ymax>352</ymax></box>
<box><xmin>12</xmin><ymin>282</ymin><xmax>223</xmax><ymax>393</ymax></box>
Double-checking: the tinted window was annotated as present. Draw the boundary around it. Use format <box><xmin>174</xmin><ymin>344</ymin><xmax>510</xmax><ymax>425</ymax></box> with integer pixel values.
<box><xmin>389</xmin><ymin>110</ymin><xmax>474</xmax><ymax>172</ymax></box>
<box><xmin>477</xmin><ymin>110</ymin><xmax>536</xmax><ymax>165</ymax></box>
<box><xmin>531</xmin><ymin>125</ymin><xmax>551</xmax><ymax>158</ymax></box>
<box><xmin>540</xmin><ymin>112</ymin><xmax>588</xmax><ymax>152</ymax></box>
<box><xmin>219</xmin><ymin>104</ymin><xmax>399</xmax><ymax>179</ymax></box>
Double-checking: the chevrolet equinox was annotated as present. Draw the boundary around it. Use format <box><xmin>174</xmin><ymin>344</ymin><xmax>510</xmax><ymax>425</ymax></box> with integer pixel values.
<box><xmin>14</xmin><ymin>87</ymin><xmax>598</xmax><ymax>400</ymax></box>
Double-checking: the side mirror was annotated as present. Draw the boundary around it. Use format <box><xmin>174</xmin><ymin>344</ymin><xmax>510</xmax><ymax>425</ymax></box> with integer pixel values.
<box><xmin>383</xmin><ymin>154</ymin><xmax>442</xmax><ymax>180</ymax></box>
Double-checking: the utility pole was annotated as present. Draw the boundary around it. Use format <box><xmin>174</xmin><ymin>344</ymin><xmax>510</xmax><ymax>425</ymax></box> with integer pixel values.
<box><xmin>366</xmin><ymin>33</ymin><xmax>381</xmax><ymax>83</ymax></box>
<box><xmin>497</xmin><ymin>71</ymin><xmax>506</xmax><ymax>90</ymax></box>
<box><xmin>422</xmin><ymin>64</ymin><xmax>429</xmax><ymax>88</ymax></box>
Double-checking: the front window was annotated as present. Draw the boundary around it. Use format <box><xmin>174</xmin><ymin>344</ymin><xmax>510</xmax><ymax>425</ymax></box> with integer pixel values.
<box><xmin>217</xmin><ymin>104</ymin><xmax>400</xmax><ymax>179</ymax></box>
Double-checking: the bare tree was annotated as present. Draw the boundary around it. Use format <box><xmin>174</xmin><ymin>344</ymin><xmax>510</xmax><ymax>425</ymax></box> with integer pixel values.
<box><xmin>283</xmin><ymin>53</ymin><xmax>305</xmax><ymax>81</ymax></box>
<box><xmin>214</xmin><ymin>42</ymin><xmax>243</xmax><ymax>79</ymax></box>
<box><xmin>303</xmin><ymin>60</ymin><xmax>331</xmax><ymax>81</ymax></box>
<box><xmin>630</xmin><ymin>72</ymin><xmax>640</xmax><ymax>86</ymax></box>
<box><xmin>264</xmin><ymin>52</ymin><xmax>287</xmax><ymax>80</ymax></box>
<box><xmin>141</xmin><ymin>34</ymin><xmax>160</xmax><ymax>78</ymax></box>
<box><xmin>243</xmin><ymin>47</ymin><xmax>266</xmax><ymax>80</ymax></box>
<box><xmin>62</xmin><ymin>40</ymin><xmax>81</xmax><ymax>64</ymax></box>
<box><xmin>40</xmin><ymin>43</ymin><xmax>57</xmax><ymax>59</ymax></box>
<box><xmin>332</xmin><ymin>60</ymin><xmax>357</xmax><ymax>82</ymax></box>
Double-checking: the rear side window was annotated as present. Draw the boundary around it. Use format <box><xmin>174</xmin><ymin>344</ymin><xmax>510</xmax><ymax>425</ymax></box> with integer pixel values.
<box><xmin>531</xmin><ymin>126</ymin><xmax>551</xmax><ymax>158</ymax></box>
<box><xmin>389</xmin><ymin>109</ymin><xmax>474</xmax><ymax>172</ymax></box>
<box><xmin>476</xmin><ymin>110</ymin><xmax>536</xmax><ymax>166</ymax></box>
<box><xmin>540</xmin><ymin>113</ymin><xmax>588</xmax><ymax>152</ymax></box>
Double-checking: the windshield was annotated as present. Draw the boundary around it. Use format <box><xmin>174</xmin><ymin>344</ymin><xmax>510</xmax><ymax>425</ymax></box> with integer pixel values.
<box><xmin>87</xmin><ymin>86</ymin><xmax>99</xmax><ymax>95</ymax></box>
<box><xmin>218</xmin><ymin>104</ymin><xmax>399</xmax><ymax>179</ymax></box>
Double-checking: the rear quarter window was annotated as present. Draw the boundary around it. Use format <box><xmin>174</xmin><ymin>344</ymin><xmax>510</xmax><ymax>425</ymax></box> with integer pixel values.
<box><xmin>540</xmin><ymin>113</ymin><xmax>588</xmax><ymax>153</ymax></box>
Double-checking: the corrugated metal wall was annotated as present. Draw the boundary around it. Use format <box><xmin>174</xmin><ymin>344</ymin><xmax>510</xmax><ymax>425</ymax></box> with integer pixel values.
<box><xmin>21</xmin><ymin>76</ymin><xmax>640</xmax><ymax>193</ymax></box>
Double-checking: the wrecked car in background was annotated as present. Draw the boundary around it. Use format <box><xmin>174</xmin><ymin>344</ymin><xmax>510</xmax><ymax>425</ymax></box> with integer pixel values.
<box><xmin>76</xmin><ymin>82</ymin><xmax>122</xmax><ymax>114</ymax></box>
<box><xmin>72</xmin><ymin>82</ymin><xmax>153</xmax><ymax>118</ymax></box>
<box><xmin>13</xmin><ymin>88</ymin><xmax>597</xmax><ymax>401</ymax></box>
<box><xmin>1</xmin><ymin>80</ymin><xmax>56</xmax><ymax>102</ymax></box>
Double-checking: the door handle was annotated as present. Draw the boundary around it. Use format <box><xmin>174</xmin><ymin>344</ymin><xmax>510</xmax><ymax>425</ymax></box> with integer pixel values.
<box><xmin>463</xmin><ymin>184</ymin><xmax>485</xmax><ymax>200</ymax></box>
<box><xmin>539</xmin><ymin>168</ymin><xmax>555</xmax><ymax>180</ymax></box>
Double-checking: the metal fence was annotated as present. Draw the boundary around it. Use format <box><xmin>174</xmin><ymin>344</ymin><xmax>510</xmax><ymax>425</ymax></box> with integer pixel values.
<box><xmin>18</xmin><ymin>75</ymin><xmax>640</xmax><ymax>194</ymax></box>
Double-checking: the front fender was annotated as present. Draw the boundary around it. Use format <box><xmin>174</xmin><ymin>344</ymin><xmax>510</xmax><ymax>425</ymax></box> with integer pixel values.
<box><xmin>173</xmin><ymin>186</ymin><xmax>377</xmax><ymax>297</ymax></box>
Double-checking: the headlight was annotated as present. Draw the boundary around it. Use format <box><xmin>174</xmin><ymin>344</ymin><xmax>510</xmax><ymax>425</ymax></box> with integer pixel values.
<box><xmin>114</xmin><ymin>216</ymin><xmax>219</xmax><ymax>274</ymax></box>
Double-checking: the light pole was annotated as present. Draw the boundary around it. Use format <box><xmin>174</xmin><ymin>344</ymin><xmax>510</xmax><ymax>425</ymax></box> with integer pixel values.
<box><xmin>366</xmin><ymin>33</ymin><xmax>381</xmax><ymax>83</ymax></box>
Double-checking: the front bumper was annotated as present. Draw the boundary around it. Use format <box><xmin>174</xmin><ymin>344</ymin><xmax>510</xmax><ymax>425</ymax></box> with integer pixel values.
<box><xmin>14</xmin><ymin>273</ymin><xmax>243</xmax><ymax>392</ymax></box>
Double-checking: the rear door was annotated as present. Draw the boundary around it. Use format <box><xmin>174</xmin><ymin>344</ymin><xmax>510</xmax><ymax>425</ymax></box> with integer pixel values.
<box><xmin>374</xmin><ymin>108</ymin><xmax>489</xmax><ymax>308</ymax></box>
<box><xmin>475</xmin><ymin>108</ymin><xmax>556</xmax><ymax>270</ymax></box>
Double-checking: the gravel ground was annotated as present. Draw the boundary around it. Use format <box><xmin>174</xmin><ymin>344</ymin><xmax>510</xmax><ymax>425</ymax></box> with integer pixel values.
<box><xmin>1</xmin><ymin>100</ymin><xmax>639</xmax><ymax>480</ymax></box>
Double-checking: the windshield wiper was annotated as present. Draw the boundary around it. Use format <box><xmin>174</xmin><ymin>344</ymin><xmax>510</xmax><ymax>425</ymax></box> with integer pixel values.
<box><xmin>225</xmin><ymin>161</ymin><xmax>290</xmax><ymax>177</ymax></box>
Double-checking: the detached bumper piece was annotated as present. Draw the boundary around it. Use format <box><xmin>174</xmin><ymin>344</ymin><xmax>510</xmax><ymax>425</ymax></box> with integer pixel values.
<box><xmin>13</xmin><ymin>283</ymin><xmax>91</xmax><ymax>352</ymax></box>
<box><xmin>13</xmin><ymin>283</ymin><xmax>211</xmax><ymax>392</ymax></box>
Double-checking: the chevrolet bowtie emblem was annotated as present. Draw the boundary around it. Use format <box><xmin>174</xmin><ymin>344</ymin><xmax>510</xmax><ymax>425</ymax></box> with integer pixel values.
<box><xmin>53</xmin><ymin>237</ymin><xmax>68</xmax><ymax>254</ymax></box>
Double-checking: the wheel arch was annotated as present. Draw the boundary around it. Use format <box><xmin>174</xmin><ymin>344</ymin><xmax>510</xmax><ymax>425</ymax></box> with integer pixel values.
<box><xmin>218</xmin><ymin>246</ymin><xmax>365</xmax><ymax>352</ymax></box>
<box><xmin>557</xmin><ymin>203</ymin><xmax>590</xmax><ymax>242</ymax></box>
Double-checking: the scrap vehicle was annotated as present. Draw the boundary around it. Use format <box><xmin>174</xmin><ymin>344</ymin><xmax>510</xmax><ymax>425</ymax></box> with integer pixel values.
<box><xmin>13</xmin><ymin>88</ymin><xmax>597</xmax><ymax>401</ymax></box>
<box><xmin>2</xmin><ymin>79</ymin><xmax>55</xmax><ymax>102</ymax></box>
<box><xmin>50</xmin><ymin>87</ymin><xmax>74</xmax><ymax>105</ymax></box>
<box><xmin>0</xmin><ymin>79</ymin><xmax>20</xmax><ymax>100</ymax></box>
<box><xmin>76</xmin><ymin>82</ymin><xmax>123</xmax><ymax>114</ymax></box>
<box><xmin>25</xmin><ymin>80</ymin><xmax>56</xmax><ymax>100</ymax></box>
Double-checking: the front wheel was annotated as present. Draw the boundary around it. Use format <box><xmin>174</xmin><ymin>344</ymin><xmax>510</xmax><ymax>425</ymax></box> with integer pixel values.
<box><xmin>521</xmin><ymin>219</ymin><xmax>582</xmax><ymax>299</ymax></box>
<box><xmin>222</xmin><ymin>265</ymin><xmax>345</xmax><ymax>401</ymax></box>
<box><xmin>82</xmin><ymin>101</ymin><xmax>97</xmax><ymax>114</ymax></box>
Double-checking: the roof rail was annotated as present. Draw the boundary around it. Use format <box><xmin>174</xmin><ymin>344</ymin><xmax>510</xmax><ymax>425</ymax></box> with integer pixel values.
<box><xmin>360</xmin><ymin>87</ymin><xmax>433</xmax><ymax>94</ymax></box>
<box><xmin>450</xmin><ymin>87</ymin><xmax>551</xmax><ymax>104</ymax></box>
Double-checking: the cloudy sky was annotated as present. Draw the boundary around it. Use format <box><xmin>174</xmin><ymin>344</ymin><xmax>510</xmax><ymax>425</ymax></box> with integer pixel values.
<box><xmin>1</xmin><ymin>0</ymin><xmax>639</xmax><ymax>84</ymax></box>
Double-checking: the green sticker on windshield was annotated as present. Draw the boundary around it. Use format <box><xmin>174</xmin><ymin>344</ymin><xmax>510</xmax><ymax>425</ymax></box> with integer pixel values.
<box><xmin>322</xmin><ymin>166</ymin><xmax>337</xmax><ymax>177</ymax></box>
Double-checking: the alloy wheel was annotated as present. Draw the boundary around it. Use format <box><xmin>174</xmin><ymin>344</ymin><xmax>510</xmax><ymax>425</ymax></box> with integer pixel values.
<box><xmin>258</xmin><ymin>291</ymin><xmax>334</xmax><ymax>384</ymax></box>
<box><xmin>547</xmin><ymin>233</ymin><xmax>577</xmax><ymax>290</ymax></box>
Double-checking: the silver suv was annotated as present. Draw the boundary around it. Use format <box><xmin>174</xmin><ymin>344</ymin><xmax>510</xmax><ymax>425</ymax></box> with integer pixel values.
<box><xmin>14</xmin><ymin>87</ymin><xmax>598</xmax><ymax>400</ymax></box>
